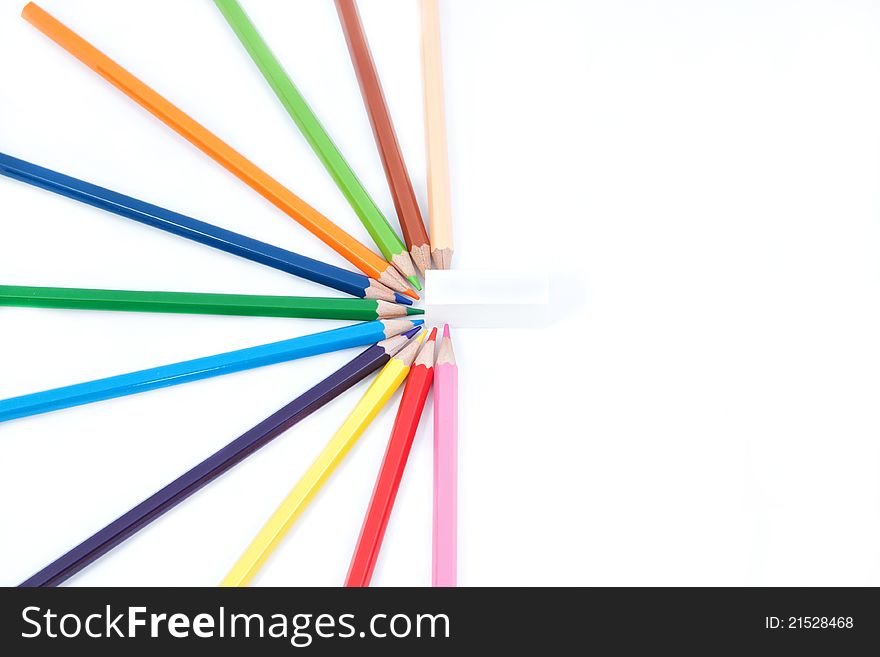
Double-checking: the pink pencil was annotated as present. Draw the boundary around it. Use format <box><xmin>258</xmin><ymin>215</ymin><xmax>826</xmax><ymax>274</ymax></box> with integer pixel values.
<box><xmin>433</xmin><ymin>324</ymin><xmax>458</xmax><ymax>586</ymax></box>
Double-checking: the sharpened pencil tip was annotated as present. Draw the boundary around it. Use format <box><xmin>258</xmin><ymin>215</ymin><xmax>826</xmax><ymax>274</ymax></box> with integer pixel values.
<box><xmin>443</xmin><ymin>324</ymin><xmax>451</xmax><ymax>338</ymax></box>
<box><xmin>403</xmin><ymin>288</ymin><xmax>420</xmax><ymax>301</ymax></box>
<box><xmin>428</xmin><ymin>327</ymin><xmax>438</xmax><ymax>341</ymax></box>
<box><xmin>407</xmin><ymin>275</ymin><xmax>423</xmax><ymax>291</ymax></box>
<box><xmin>394</xmin><ymin>293</ymin><xmax>413</xmax><ymax>306</ymax></box>
<box><xmin>412</xmin><ymin>319</ymin><xmax>424</xmax><ymax>326</ymax></box>
<box><xmin>406</xmin><ymin>307</ymin><xmax>425</xmax><ymax>316</ymax></box>
<box><xmin>403</xmin><ymin>326</ymin><xmax>421</xmax><ymax>339</ymax></box>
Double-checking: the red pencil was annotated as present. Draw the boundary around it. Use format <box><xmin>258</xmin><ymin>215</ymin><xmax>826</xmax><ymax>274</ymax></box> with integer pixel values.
<box><xmin>345</xmin><ymin>327</ymin><xmax>437</xmax><ymax>587</ymax></box>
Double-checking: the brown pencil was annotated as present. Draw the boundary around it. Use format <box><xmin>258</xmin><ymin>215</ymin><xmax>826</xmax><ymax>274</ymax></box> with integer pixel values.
<box><xmin>335</xmin><ymin>0</ymin><xmax>432</xmax><ymax>275</ymax></box>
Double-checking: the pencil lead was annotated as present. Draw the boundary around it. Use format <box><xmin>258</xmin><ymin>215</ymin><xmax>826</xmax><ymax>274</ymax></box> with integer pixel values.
<box><xmin>403</xmin><ymin>326</ymin><xmax>422</xmax><ymax>339</ymax></box>
<box><xmin>393</xmin><ymin>292</ymin><xmax>413</xmax><ymax>306</ymax></box>
<box><xmin>443</xmin><ymin>324</ymin><xmax>451</xmax><ymax>339</ymax></box>
<box><xmin>428</xmin><ymin>327</ymin><xmax>439</xmax><ymax>341</ymax></box>
<box><xmin>406</xmin><ymin>274</ymin><xmax>423</xmax><ymax>291</ymax></box>
<box><xmin>405</xmin><ymin>307</ymin><xmax>425</xmax><ymax>316</ymax></box>
<box><xmin>402</xmin><ymin>288</ymin><xmax>420</xmax><ymax>301</ymax></box>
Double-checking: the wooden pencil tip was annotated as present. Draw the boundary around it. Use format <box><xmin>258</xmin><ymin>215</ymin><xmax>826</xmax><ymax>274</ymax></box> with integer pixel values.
<box><xmin>410</xmin><ymin>243</ymin><xmax>432</xmax><ymax>275</ymax></box>
<box><xmin>376</xmin><ymin>300</ymin><xmax>408</xmax><ymax>318</ymax></box>
<box><xmin>414</xmin><ymin>330</ymin><xmax>437</xmax><ymax>367</ymax></box>
<box><xmin>436</xmin><ymin>328</ymin><xmax>457</xmax><ymax>366</ymax></box>
<box><xmin>391</xmin><ymin>251</ymin><xmax>418</xmax><ymax>280</ymax></box>
<box><xmin>381</xmin><ymin>318</ymin><xmax>421</xmax><ymax>338</ymax></box>
<box><xmin>365</xmin><ymin>279</ymin><xmax>398</xmax><ymax>303</ymax></box>
<box><xmin>402</xmin><ymin>288</ymin><xmax>420</xmax><ymax>301</ymax></box>
<box><xmin>395</xmin><ymin>332</ymin><xmax>424</xmax><ymax>367</ymax></box>
<box><xmin>407</xmin><ymin>274</ymin><xmax>423</xmax><ymax>291</ymax></box>
<box><xmin>405</xmin><ymin>307</ymin><xmax>425</xmax><ymax>316</ymax></box>
<box><xmin>430</xmin><ymin>248</ymin><xmax>453</xmax><ymax>270</ymax></box>
<box><xmin>378</xmin><ymin>266</ymin><xmax>412</xmax><ymax>295</ymax></box>
<box><xmin>428</xmin><ymin>327</ymin><xmax>438</xmax><ymax>341</ymax></box>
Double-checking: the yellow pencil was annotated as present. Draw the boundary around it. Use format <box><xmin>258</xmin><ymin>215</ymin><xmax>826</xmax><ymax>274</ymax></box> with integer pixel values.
<box><xmin>220</xmin><ymin>330</ymin><xmax>426</xmax><ymax>587</ymax></box>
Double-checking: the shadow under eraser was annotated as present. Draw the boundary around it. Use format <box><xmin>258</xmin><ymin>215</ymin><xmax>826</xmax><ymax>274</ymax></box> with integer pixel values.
<box><xmin>424</xmin><ymin>269</ymin><xmax>550</xmax><ymax>328</ymax></box>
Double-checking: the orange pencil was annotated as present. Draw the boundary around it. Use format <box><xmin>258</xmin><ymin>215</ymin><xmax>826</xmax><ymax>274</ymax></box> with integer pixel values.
<box><xmin>21</xmin><ymin>3</ymin><xmax>416</xmax><ymax>299</ymax></box>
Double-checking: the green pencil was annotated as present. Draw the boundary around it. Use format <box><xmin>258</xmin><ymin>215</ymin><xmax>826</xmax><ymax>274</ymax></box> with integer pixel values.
<box><xmin>0</xmin><ymin>285</ymin><xmax>423</xmax><ymax>321</ymax></box>
<box><xmin>213</xmin><ymin>0</ymin><xmax>421</xmax><ymax>291</ymax></box>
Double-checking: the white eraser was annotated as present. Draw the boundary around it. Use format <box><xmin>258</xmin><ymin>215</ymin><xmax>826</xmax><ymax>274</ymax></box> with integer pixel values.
<box><xmin>424</xmin><ymin>269</ymin><xmax>550</xmax><ymax>328</ymax></box>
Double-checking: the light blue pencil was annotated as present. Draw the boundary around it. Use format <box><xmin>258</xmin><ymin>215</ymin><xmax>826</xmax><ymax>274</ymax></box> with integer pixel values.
<box><xmin>0</xmin><ymin>319</ymin><xmax>422</xmax><ymax>423</ymax></box>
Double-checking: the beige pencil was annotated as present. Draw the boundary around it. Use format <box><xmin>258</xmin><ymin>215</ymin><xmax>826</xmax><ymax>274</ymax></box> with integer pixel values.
<box><xmin>421</xmin><ymin>0</ymin><xmax>454</xmax><ymax>269</ymax></box>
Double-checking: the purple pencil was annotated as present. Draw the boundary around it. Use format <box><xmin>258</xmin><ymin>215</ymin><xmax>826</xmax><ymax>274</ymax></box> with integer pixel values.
<box><xmin>19</xmin><ymin>328</ymin><xmax>422</xmax><ymax>587</ymax></box>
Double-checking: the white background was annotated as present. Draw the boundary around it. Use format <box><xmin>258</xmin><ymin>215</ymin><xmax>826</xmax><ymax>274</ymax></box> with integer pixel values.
<box><xmin>2</xmin><ymin>0</ymin><xmax>880</xmax><ymax>586</ymax></box>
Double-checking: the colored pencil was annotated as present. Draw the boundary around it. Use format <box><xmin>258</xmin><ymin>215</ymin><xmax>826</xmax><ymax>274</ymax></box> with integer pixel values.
<box><xmin>0</xmin><ymin>285</ymin><xmax>423</xmax><ymax>321</ymax></box>
<box><xmin>420</xmin><ymin>0</ymin><xmax>454</xmax><ymax>269</ymax></box>
<box><xmin>346</xmin><ymin>328</ymin><xmax>437</xmax><ymax>587</ymax></box>
<box><xmin>19</xmin><ymin>328</ymin><xmax>420</xmax><ymax>588</ymax></box>
<box><xmin>334</xmin><ymin>0</ymin><xmax>432</xmax><ymax>275</ymax></box>
<box><xmin>0</xmin><ymin>152</ymin><xmax>410</xmax><ymax>305</ymax></box>
<box><xmin>214</xmin><ymin>0</ymin><xmax>420</xmax><ymax>290</ymax></box>
<box><xmin>433</xmin><ymin>324</ymin><xmax>458</xmax><ymax>586</ymax></box>
<box><xmin>0</xmin><ymin>319</ymin><xmax>421</xmax><ymax>423</ymax></box>
<box><xmin>220</xmin><ymin>331</ymin><xmax>426</xmax><ymax>586</ymax></box>
<box><xmin>21</xmin><ymin>3</ymin><xmax>417</xmax><ymax>299</ymax></box>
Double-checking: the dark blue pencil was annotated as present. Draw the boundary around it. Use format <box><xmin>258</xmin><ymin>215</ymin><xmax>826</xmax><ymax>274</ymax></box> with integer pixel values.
<box><xmin>0</xmin><ymin>152</ymin><xmax>410</xmax><ymax>305</ymax></box>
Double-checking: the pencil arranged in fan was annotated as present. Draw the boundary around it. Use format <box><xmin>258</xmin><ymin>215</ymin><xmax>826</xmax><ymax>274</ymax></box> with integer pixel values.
<box><xmin>335</xmin><ymin>0</ymin><xmax>432</xmax><ymax>275</ymax></box>
<box><xmin>433</xmin><ymin>324</ymin><xmax>458</xmax><ymax>586</ymax></box>
<box><xmin>221</xmin><ymin>331</ymin><xmax>425</xmax><ymax>587</ymax></box>
<box><xmin>19</xmin><ymin>328</ymin><xmax>420</xmax><ymax>588</ymax></box>
<box><xmin>420</xmin><ymin>0</ymin><xmax>454</xmax><ymax>269</ymax></box>
<box><xmin>214</xmin><ymin>0</ymin><xmax>420</xmax><ymax>291</ymax></box>
<box><xmin>21</xmin><ymin>3</ymin><xmax>417</xmax><ymax>300</ymax></box>
<box><xmin>0</xmin><ymin>285</ymin><xmax>423</xmax><ymax>321</ymax></box>
<box><xmin>346</xmin><ymin>327</ymin><xmax>437</xmax><ymax>587</ymax></box>
<box><xmin>0</xmin><ymin>152</ymin><xmax>410</xmax><ymax>305</ymax></box>
<box><xmin>0</xmin><ymin>319</ymin><xmax>421</xmax><ymax>424</ymax></box>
